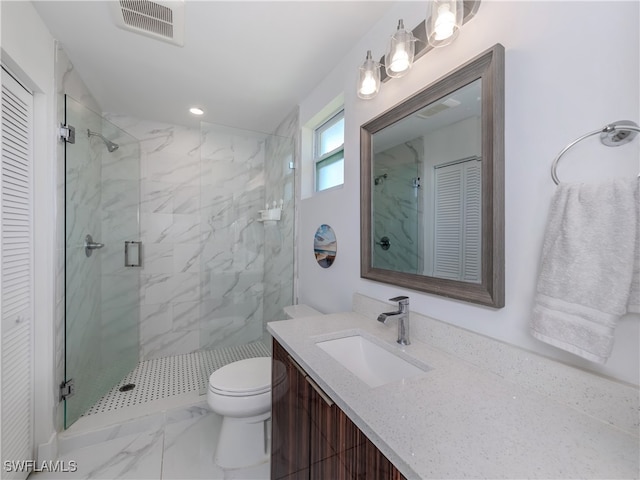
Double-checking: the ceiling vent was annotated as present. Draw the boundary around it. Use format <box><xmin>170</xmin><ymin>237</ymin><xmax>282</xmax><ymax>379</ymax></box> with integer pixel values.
<box><xmin>111</xmin><ymin>0</ymin><xmax>185</xmax><ymax>47</ymax></box>
<box><xmin>416</xmin><ymin>97</ymin><xmax>461</xmax><ymax>119</ymax></box>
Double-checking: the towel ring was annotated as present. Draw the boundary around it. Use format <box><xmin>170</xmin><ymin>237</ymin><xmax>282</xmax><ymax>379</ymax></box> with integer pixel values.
<box><xmin>551</xmin><ymin>120</ymin><xmax>640</xmax><ymax>185</ymax></box>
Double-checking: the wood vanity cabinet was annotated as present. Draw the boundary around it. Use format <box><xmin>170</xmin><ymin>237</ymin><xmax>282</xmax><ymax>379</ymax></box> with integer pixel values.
<box><xmin>272</xmin><ymin>339</ymin><xmax>405</xmax><ymax>480</ymax></box>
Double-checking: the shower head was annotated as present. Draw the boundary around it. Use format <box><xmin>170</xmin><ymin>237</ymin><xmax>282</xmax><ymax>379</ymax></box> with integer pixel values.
<box><xmin>374</xmin><ymin>173</ymin><xmax>388</xmax><ymax>185</ymax></box>
<box><xmin>87</xmin><ymin>129</ymin><xmax>119</xmax><ymax>153</ymax></box>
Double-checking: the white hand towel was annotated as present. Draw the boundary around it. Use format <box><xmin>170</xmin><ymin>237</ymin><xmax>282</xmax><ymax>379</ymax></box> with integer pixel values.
<box><xmin>531</xmin><ymin>178</ymin><xmax>639</xmax><ymax>364</ymax></box>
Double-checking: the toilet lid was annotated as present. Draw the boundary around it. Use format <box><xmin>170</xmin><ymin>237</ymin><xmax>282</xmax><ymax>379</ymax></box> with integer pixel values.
<box><xmin>208</xmin><ymin>357</ymin><xmax>272</xmax><ymax>396</ymax></box>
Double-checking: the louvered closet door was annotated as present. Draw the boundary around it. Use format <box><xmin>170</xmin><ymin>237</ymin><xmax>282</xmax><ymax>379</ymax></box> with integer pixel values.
<box><xmin>1</xmin><ymin>67</ymin><xmax>35</xmax><ymax>479</ymax></box>
<box><xmin>433</xmin><ymin>159</ymin><xmax>481</xmax><ymax>283</ymax></box>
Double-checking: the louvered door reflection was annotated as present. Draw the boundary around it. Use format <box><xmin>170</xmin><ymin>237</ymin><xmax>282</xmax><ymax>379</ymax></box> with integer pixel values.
<box><xmin>1</xmin><ymin>67</ymin><xmax>35</xmax><ymax>480</ymax></box>
<box><xmin>433</xmin><ymin>158</ymin><xmax>482</xmax><ymax>283</ymax></box>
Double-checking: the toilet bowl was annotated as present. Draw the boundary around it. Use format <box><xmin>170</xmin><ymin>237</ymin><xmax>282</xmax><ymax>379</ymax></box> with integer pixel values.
<box><xmin>208</xmin><ymin>357</ymin><xmax>281</xmax><ymax>469</ymax></box>
<box><xmin>207</xmin><ymin>305</ymin><xmax>318</xmax><ymax>469</ymax></box>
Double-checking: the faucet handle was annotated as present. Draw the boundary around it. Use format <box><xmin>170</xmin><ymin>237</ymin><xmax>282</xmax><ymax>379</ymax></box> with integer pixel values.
<box><xmin>389</xmin><ymin>295</ymin><xmax>409</xmax><ymax>304</ymax></box>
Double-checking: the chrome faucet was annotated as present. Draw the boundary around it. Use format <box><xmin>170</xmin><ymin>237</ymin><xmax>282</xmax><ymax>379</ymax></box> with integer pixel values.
<box><xmin>377</xmin><ymin>296</ymin><xmax>410</xmax><ymax>345</ymax></box>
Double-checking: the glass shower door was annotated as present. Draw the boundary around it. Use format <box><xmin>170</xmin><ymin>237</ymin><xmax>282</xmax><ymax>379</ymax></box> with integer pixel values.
<box><xmin>64</xmin><ymin>96</ymin><xmax>140</xmax><ymax>428</ymax></box>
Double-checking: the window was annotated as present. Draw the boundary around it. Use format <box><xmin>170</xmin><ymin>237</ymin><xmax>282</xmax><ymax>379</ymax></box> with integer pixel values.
<box><xmin>314</xmin><ymin>110</ymin><xmax>344</xmax><ymax>192</ymax></box>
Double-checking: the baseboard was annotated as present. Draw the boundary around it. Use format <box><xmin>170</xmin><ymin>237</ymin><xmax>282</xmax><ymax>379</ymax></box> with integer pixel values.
<box><xmin>37</xmin><ymin>431</ymin><xmax>58</xmax><ymax>462</ymax></box>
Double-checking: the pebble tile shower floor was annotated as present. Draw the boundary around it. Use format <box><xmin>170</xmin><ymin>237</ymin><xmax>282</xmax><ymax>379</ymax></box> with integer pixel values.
<box><xmin>83</xmin><ymin>341</ymin><xmax>271</xmax><ymax>416</ymax></box>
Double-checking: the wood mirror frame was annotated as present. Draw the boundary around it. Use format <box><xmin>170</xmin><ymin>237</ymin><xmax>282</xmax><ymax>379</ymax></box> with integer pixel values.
<box><xmin>360</xmin><ymin>44</ymin><xmax>505</xmax><ymax>308</ymax></box>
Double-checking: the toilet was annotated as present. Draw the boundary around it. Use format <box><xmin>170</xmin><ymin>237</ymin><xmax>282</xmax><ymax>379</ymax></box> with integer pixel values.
<box><xmin>207</xmin><ymin>357</ymin><xmax>275</xmax><ymax>469</ymax></box>
<box><xmin>207</xmin><ymin>305</ymin><xmax>321</xmax><ymax>469</ymax></box>
<box><xmin>283</xmin><ymin>304</ymin><xmax>322</xmax><ymax>319</ymax></box>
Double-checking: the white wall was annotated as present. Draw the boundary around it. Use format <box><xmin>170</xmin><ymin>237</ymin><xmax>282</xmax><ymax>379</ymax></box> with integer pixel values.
<box><xmin>298</xmin><ymin>1</ymin><xmax>639</xmax><ymax>385</ymax></box>
<box><xmin>1</xmin><ymin>0</ymin><xmax>58</xmax><ymax>457</ymax></box>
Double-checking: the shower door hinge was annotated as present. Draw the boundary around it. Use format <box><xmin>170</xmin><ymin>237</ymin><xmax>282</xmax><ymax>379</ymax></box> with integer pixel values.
<box><xmin>59</xmin><ymin>123</ymin><xmax>75</xmax><ymax>144</ymax></box>
<box><xmin>59</xmin><ymin>379</ymin><xmax>75</xmax><ymax>402</ymax></box>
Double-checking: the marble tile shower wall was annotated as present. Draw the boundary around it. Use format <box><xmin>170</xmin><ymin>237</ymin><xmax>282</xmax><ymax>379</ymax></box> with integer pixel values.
<box><xmin>373</xmin><ymin>138</ymin><xmax>424</xmax><ymax>274</ymax></box>
<box><xmin>198</xmin><ymin>124</ymin><xmax>266</xmax><ymax>351</ymax></box>
<box><xmin>263</xmin><ymin>109</ymin><xmax>297</xmax><ymax>331</ymax></box>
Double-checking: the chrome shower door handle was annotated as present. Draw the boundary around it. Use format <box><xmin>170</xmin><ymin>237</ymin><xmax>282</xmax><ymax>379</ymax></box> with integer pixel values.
<box><xmin>84</xmin><ymin>234</ymin><xmax>104</xmax><ymax>257</ymax></box>
<box><xmin>125</xmin><ymin>241</ymin><xmax>142</xmax><ymax>267</ymax></box>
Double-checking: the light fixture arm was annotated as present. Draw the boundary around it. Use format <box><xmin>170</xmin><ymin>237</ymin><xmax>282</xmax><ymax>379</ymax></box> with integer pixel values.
<box><xmin>378</xmin><ymin>0</ymin><xmax>481</xmax><ymax>83</ymax></box>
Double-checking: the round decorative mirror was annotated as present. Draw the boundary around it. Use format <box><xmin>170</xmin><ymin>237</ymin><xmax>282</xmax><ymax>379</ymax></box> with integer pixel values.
<box><xmin>314</xmin><ymin>224</ymin><xmax>337</xmax><ymax>268</ymax></box>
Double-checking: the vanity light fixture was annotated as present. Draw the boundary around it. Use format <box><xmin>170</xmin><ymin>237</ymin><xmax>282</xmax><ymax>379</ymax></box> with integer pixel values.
<box><xmin>426</xmin><ymin>0</ymin><xmax>463</xmax><ymax>47</ymax></box>
<box><xmin>189</xmin><ymin>106</ymin><xmax>205</xmax><ymax>116</ymax></box>
<box><xmin>356</xmin><ymin>0</ymin><xmax>481</xmax><ymax>100</ymax></box>
<box><xmin>384</xmin><ymin>19</ymin><xmax>415</xmax><ymax>78</ymax></box>
<box><xmin>357</xmin><ymin>50</ymin><xmax>381</xmax><ymax>100</ymax></box>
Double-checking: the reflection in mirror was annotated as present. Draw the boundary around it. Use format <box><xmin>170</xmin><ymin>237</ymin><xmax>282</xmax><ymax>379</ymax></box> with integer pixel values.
<box><xmin>314</xmin><ymin>224</ymin><xmax>337</xmax><ymax>268</ymax></box>
<box><xmin>361</xmin><ymin>44</ymin><xmax>504</xmax><ymax>307</ymax></box>
<box><xmin>372</xmin><ymin>80</ymin><xmax>482</xmax><ymax>283</ymax></box>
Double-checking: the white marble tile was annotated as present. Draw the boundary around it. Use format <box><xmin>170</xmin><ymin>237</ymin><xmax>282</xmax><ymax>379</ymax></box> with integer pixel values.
<box><xmin>173</xmin><ymin>185</ymin><xmax>200</xmax><ymax>214</ymax></box>
<box><xmin>102</xmin><ymin>155</ymin><xmax>139</xmax><ymax>182</ymax></box>
<box><xmin>141</xmin><ymin>274</ymin><xmax>172</xmax><ymax>305</ymax></box>
<box><xmin>171</xmin><ymin>214</ymin><xmax>202</xmax><ymax>244</ymax></box>
<box><xmin>101</xmin><ymin>305</ymin><xmax>139</xmax><ymax>363</ymax></box>
<box><xmin>141</xmin><ymin>181</ymin><xmax>174</xmax><ymax>214</ymax></box>
<box><xmin>58</xmin><ymin>414</ymin><xmax>166</xmax><ymax>456</ymax></box>
<box><xmin>39</xmin><ymin>396</ymin><xmax>273</xmax><ymax>480</ymax></box>
<box><xmin>162</xmin><ymin>410</ymin><xmax>223</xmax><ymax>479</ymax></box>
<box><xmin>141</xmin><ymin>243</ymin><xmax>174</xmax><ymax>275</ymax></box>
<box><xmin>141</xmin><ymin>330</ymin><xmax>199</xmax><ymax>360</ymax></box>
<box><xmin>101</xmin><ymin>273</ymin><xmax>139</xmax><ymax>313</ymax></box>
<box><xmin>223</xmin><ymin>462</ymin><xmax>270</xmax><ymax>480</ymax></box>
<box><xmin>174</xmin><ymin>244</ymin><xmax>202</xmax><ymax>273</ymax></box>
<box><xmin>101</xmin><ymin>178</ymin><xmax>139</xmax><ymax>213</ymax></box>
<box><xmin>144</xmin><ymin>148</ymin><xmax>200</xmax><ymax>186</ymax></box>
<box><xmin>141</xmin><ymin>212</ymin><xmax>173</xmax><ymax>244</ymax></box>
<box><xmin>200</xmin><ymin>314</ymin><xmax>264</xmax><ymax>351</ymax></box>
<box><xmin>168</xmin><ymin>273</ymin><xmax>201</xmax><ymax>303</ymax></box>
<box><xmin>31</xmin><ymin>429</ymin><xmax>164</xmax><ymax>480</ymax></box>
<box><xmin>140</xmin><ymin>303</ymin><xmax>173</xmax><ymax>342</ymax></box>
<box><xmin>172</xmin><ymin>301</ymin><xmax>201</xmax><ymax>331</ymax></box>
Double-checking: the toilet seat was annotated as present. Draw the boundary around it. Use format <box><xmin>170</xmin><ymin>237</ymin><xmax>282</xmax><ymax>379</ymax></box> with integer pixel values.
<box><xmin>208</xmin><ymin>357</ymin><xmax>272</xmax><ymax>397</ymax></box>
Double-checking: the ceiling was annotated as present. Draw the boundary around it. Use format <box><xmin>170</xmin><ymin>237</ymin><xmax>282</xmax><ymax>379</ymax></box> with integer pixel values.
<box><xmin>33</xmin><ymin>1</ymin><xmax>395</xmax><ymax>133</ymax></box>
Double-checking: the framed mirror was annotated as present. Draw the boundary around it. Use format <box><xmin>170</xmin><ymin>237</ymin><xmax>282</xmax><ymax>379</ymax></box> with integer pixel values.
<box><xmin>360</xmin><ymin>44</ymin><xmax>504</xmax><ymax>307</ymax></box>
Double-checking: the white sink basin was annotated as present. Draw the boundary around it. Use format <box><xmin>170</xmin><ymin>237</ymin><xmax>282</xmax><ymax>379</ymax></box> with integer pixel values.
<box><xmin>315</xmin><ymin>335</ymin><xmax>429</xmax><ymax>388</ymax></box>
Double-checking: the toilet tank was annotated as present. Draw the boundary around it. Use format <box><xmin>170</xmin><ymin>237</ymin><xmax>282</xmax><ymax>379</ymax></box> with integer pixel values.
<box><xmin>283</xmin><ymin>304</ymin><xmax>322</xmax><ymax>319</ymax></box>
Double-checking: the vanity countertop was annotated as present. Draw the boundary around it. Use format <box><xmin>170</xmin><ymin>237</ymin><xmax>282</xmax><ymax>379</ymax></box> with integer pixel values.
<box><xmin>267</xmin><ymin>312</ymin><xmax>639</xmax><ymax>479</ymax></box>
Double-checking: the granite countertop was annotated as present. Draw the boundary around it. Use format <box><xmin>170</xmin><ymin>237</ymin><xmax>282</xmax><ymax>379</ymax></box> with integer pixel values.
<box><xmin>267</xmin><ymin>312</ymin><xmax>639</xmax><ymax>479</ymax></box>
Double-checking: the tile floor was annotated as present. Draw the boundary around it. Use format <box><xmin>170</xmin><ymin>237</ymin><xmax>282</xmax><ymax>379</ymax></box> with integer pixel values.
<box><xmin>30</xmin><ymin>343</ymin><xmax>273</xmax><ymax>480</ymax></box>
<box><xmin>30</xmin><ymin>401</ymin><xmax>270</xmax><ymax>480</ymax></box>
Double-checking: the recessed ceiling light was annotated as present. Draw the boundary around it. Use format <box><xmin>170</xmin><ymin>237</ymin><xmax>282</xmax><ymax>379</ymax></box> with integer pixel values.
<box><xmin>189</xmin><ymin>107</ymin><xmax>205</xmax><ymax>116</ymax></box>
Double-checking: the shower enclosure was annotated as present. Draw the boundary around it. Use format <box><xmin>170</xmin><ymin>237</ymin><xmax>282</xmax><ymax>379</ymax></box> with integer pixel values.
<box><xmin>63</xmin><ymin>100</ymin><xmax>296</xmax><ymax>428</ymax></box>
<box><xmin>63</xmin><ymin>95</ymin><xmax>141</xmax><ymax>428</ymax></box>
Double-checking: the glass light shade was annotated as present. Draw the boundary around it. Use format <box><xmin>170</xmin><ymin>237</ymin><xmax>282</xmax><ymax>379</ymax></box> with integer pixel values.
<box><xmin>385</xmin><ymin>19</ymin><xmax>415</xmax><ymax>78</ymax></box>
<box><xmin>426</xmin><ymin>0</ymin><xmax>463</xmax><ymax>47</ymax></box>
<box><xmin>357</xmin><ymin>50</ymin><xmax>380</xmax><ymax>100</ymax></box>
